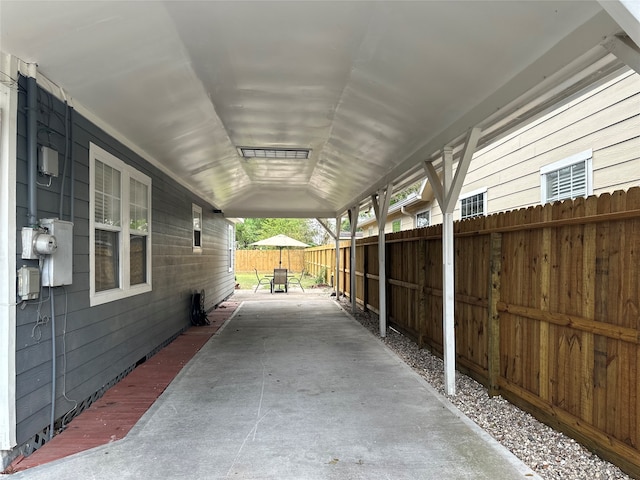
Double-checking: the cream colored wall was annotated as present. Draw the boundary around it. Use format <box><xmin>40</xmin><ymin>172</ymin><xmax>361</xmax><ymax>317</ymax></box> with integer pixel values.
<box><xmin>429</xmin><ymin>70</ymin><xmax>640</xmax><ymax>225</ymax></box>
<box><xmin>362</xmin><ymin>204</ymin><xmax>430</xmax><ymax>237</ymax></box>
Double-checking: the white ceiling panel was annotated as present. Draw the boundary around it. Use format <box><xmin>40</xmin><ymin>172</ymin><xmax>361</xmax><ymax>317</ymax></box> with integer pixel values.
<box><xmin>0</xmin><ymin>1</ymin><xmax>632</xmax><ymax>218</ymax></box>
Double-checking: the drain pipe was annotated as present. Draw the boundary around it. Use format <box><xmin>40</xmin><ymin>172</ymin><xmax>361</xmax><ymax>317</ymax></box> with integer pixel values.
<box><xmin>69</xmin><ymin>107</ymin><xmax>75</xmax><ymax>223</ymax></box>
<box><xmin>49</xmin><ymin>287</ymin><xmax>57</xmax><ymax>440</ymax></box>
<box><xmin>26</xmin><ymin>64</ymin><xmax>38</xmax><ymax>227</ymax></box>
<box><xmin>57</xmin><ymin>101</ymin><xmax>69</xmax><ymax>219</ymax></box>
<box><xmin>26</xmin><ymin>66</ymin><xmax>58</xmax><ymax>439</ymax></box>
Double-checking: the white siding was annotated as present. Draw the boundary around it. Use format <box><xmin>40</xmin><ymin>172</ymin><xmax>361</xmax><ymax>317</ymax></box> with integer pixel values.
<box><xmin>428</xmin><ymin>71</ymin><xmax>640</xmax><ymax>225</ymax></box>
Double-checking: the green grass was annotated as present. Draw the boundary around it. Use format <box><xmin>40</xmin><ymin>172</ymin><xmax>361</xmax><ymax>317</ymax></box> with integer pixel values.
<box><xmin>234</xmin><ymin>271</ymin><xmax>319</xmax><ymax>291</ymax></box>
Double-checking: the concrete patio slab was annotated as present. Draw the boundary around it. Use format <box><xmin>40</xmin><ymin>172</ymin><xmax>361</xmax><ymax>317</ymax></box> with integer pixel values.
<box><xmin>10</xmin><ymin>295</ymin><xmax>538</xmax><ymax>479</ymax></box>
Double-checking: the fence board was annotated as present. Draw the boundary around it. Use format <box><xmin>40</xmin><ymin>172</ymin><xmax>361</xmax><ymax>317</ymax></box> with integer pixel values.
<box><xmin>235</xmin><ymin>250</ymin><xmax>305</xmax><ymax>272</ymax></box>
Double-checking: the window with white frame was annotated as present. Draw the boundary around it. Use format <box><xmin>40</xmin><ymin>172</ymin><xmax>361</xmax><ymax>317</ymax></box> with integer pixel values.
<box><xmin>416</xmin><ymin>209</ymin><xmax>430</xmax><ymax>228</ymax></box>
<box><xmin>228</xmin><ymin>224</ymin><xmax>235</xmax><ymax>273</ymax></box>
<box><xmin>392</xmin><ymin>219</ymin><xmax>401</xmax><ymax>232</ymax></box>
<box><xmin>90</xmin><ymin>143</ymin><xmax>152</xmax><ymax>306</ymax></box>
<box><xmin>540</xmin><ymin>149</ymin><xmax>593</xmax><ymax>204</ymax></box>
<box><xmin>460</xmin><ymin>188</ymin><xmax>487</xmax><ymax>219</ymax></box>
<box><xmin>192</xmin><ymin>204</ymin><xmax>202</xmax><ymax>252</ymax></box>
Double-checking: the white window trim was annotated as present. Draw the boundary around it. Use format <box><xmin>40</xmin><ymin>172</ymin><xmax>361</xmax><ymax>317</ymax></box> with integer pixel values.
<box><xmin>460</xmin><ymin>187</ymin><xmax>488</xmax><ymax>219</ymax></box>
<box><xmin>192</xmin><ymin>203</ymin><xmax>202</xmax><ymax>253</ymax></box>
<box><xmin>415</xmin><ymin>208</ymin><xmax>431</xmax><ymax>228</ymax></box>
<box><xmin>89</xmin><ymin>143</ymin><xmax>152</xmax><ymax>306</ymax></box>
<box><xmin>1</xmin><ymin>59</ymin><xmax>19</xmax><ymax>449</ymax></box>
<box><xmin>540</xmin><ymin>149</ymin><xmax>593</xmax><ymax>204</ymax></box>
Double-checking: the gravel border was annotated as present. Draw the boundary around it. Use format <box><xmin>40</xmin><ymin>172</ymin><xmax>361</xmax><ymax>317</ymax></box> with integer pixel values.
<box><xmin>339</xmin><ymin>299</ymin><xmax>632</xmax><ymax>480</ymax></box>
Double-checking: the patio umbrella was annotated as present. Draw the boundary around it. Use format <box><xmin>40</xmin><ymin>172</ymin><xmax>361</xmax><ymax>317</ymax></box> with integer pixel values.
<box><xmin>250</xmin><ymin>234</ymin><xmax>309</xmax><ymax>267</ymax></box>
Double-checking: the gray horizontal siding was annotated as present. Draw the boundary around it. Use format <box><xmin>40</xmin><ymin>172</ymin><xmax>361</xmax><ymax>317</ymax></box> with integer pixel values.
<box><xmin>14</xmin><ymin>76</ymin><xmax>235</xmax><ymax>446</ymax></box>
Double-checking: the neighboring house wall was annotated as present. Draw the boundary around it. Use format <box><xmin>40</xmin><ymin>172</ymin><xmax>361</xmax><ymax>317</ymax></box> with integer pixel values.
<box><xmin>362</xmin><ymin>70</ymin><xmax>640</xmax><ymax>234</ymax></box>
<box><xmin>12</xmin><ymin>75</ymin><xmax>235</xmax><ymax>454</ymax></box>
<box><xmin>430</xmin><ymin>70</ymin><xmax>640</xmax><ymax>224</ymax></box>
<box><xmin>361</xmin><ymin>194</ymin><xmax>425</xmax><ymax>236</ymax></box>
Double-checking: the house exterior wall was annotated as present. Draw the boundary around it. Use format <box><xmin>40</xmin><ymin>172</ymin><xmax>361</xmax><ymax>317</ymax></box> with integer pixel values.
<box><xmin>12</xmin><ymin>75</ymin><xmax>235</xmax><ymax>453</ymax></box>
<box><xmin>430</xmin><ymin>70</ymin><xmax>640</xmax><ymax>225</ymax></box>
<box><xmin>362</xmin><ymin>70</ymin><xmax>640</xmax><ymax>234</ymax></box>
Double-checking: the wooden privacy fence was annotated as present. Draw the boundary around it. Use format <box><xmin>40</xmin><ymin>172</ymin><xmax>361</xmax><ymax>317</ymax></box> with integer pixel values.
<box><xmin>305</xmin><ymin>241</ymin><xmax>351</xmax><ymax>286</ymax></box>
<box><xmin>235</xmin><ymin>249</ymin><xmax>305</xmax><ymax>272</ymax></box>
<box><xmin>304</xmin><ymin>187</ymin><xmax>640</xmax><ymax>478</ymax></box>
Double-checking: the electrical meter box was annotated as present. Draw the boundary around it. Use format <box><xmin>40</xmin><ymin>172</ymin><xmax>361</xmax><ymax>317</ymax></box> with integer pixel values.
<box><xmin>41</xmin><ymin>218</ymin><xmax>73</xmax><ymax>286</ymax></box>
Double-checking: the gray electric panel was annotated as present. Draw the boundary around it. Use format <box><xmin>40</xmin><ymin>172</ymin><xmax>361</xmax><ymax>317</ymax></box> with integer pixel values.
<box><xmin>39</xmin><ymin>146</ymin><xmax>59</xmax><ymax>177</ymax></box>
<box><xmin>41</xmin><ymin>218</ymin><xmax>74</xmax><ymax>286</ymax></box>
<box><xmin>17</xmin><ymin>266</ymin><xmax>40</xmax><ymax>300</ymax></box>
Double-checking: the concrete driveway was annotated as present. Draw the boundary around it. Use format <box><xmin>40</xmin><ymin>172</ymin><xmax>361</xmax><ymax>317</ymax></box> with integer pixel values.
<box><xmin>11</xmin><ymin>293</ymin><xmax>538</xmax><ymax>479</ymax></box>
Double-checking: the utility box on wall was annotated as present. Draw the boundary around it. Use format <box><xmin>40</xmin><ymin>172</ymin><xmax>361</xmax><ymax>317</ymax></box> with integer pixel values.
<box><xmin>41</xmin><ymin>218</ymin><xmax>73</xmax><ymax>286</ymax></box>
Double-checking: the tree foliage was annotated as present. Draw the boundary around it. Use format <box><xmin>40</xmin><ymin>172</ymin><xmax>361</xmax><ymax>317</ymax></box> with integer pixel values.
<box><xmin>236</xmin><ymin>218</ymin><xmax>317</xmax><ymax>249</ymax></box>
<box><xmin>389</xmin><ymin>180</ymin><xmax>421</xmax><ymax>205</ymax></box>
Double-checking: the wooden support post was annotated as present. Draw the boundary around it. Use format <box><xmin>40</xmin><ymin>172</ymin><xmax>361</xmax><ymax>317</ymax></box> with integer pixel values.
<box><xmin>374</xmin><ymin>186</ymin><xmax>393</xmax><ymax>337</ymax></box>
<box><xmin>349</xmin><ymin>206</ymin><xmax>360</xmax><ymax>313</ymax></box>
<box><xmin>442</xmin><ymin>210</ymin><xmax>456</xmax><ymax>394</ymax></box>
<box><xmin>488</xmin><ymin>232</ymin><xmax>502</xmax><ymax>397</ymax></box>
<box><xmin>424</xmin><ymin>127</ymin><xmax>481</xmax><ymax>396</ymax></box>
<box><xmin>335</xmin><ymin>215</ymin><xmax>341</xmax><ymax>298</ymax></box>
<box><xmin>441</xmin><ymin>146</ymin><xmax>456</xmax><ymax>395</ymax></box>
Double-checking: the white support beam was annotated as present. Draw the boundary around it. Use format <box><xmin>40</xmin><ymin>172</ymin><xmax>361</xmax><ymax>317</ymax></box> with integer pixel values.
<box><xmin>316</xmin><ymin>218</ymin><xmax>337</xmax><ymax>241</ymax></box>
<box><xmin>443</xmin><ymin>127</ymin><xmax>482</xmax><ymax>212</ymax></box>
<box><xmin>372</xmin><ymin>185</ymin><xmax>393</xmax><ymax>337</ymax></box>
<box><xmin>335</xmin><ymin>215</ymin><xmax>341</xmax><ymax>297</ymax></box>
<box><xmin>599</xmin><ymin>0</ymin><xmax>640</xmax><ymax>50</ymax></box>
<box><xmin>442</xmin><ymin>209</ymin><xmax>455</xmax><ymax>395</ymax></box>
<box><xmin>602</xmin><ymin>35</ymin><xmax>640</xmax><ymax>75</ymax></box>
<box><xmin>371</xmin><ymin>193</ymin><xmax>380</xmax><ymax>223</ymax></box>
<box><xmin>423</xmin><ymin>161</ymin><xmax>444</xmax><ymax>207</ymax></box>
<box><xmin>441</xmin><ymin>147</ymin><xmax>456</xmax><ymax>395</ymax></box>
<box><xmin>348</xmin><ymin>206</ymin><xmax>360</xmax><ymax>313</ymax></box>
<box><xmin>422</xmin><ymin>129</ymin><xmax>481</xmax><ymax>396</ymax></box>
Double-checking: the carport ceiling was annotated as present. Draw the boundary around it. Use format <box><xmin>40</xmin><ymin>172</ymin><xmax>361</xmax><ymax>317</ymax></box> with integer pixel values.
<box><xmin>0</xmin><ymin>1</ymin><xmax>633</xmax><ymax>218</ymax></box>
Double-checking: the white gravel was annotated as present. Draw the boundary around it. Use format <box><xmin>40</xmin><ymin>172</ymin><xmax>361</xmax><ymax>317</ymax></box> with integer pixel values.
<box><xmin>340</xmin><ymin>300</ymin><xmax>632</xmax><ymax>480</ymax></box>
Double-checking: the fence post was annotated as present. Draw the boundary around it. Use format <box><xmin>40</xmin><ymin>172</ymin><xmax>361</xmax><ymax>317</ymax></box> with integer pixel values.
<box><xmin>488</xmin><ymin>232</ymin><xmax>502</xmax><ymax>397</ymax></box>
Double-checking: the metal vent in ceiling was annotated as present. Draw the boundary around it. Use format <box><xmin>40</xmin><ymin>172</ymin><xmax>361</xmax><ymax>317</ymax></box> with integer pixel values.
<box><xmin>238</xmin><ymin>147</ymin><xmax>310</xmax><ymax>159</ymax></box>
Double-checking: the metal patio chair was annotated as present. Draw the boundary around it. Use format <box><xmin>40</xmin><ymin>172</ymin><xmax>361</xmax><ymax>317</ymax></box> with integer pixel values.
<box><xmin>254</xmin><ymin>268</ymin><xmax>272</xmax><ymax>292</ymax></box>
<box><xmin>287</xmin><ymin>268</ymin><xmax>305</xmax><ymax>292</ymax></box>
<box><xmin>271</xmin><ymin>268</ymin><xmax>288</xmax><ymax>293</ymax></box>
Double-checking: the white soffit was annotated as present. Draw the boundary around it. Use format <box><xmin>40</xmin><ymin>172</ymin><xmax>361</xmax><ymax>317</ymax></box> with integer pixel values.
<box><xmin>0</xmin><ymin>1</ymin><xmax>633</xmax><ymax>217</ymax></box>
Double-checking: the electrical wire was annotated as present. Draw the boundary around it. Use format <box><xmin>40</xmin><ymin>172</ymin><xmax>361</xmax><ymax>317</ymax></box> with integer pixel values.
<box><xmin>31</xmin><ymin>260</ymin><xmax>51</xmax><ymax>342</ymax></box>
<box><xmin>60</xmin><ymin>286</ymin><xmax>77</xmax><ymax>427</ymax></box>
<box><xmin>35</xmin><ymin>176</ymin><xmax>52</xmax><ymax>188</ymax></box>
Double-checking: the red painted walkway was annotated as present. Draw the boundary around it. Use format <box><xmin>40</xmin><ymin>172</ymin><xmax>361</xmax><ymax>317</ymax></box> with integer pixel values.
<box><xmin>7</xmin><ymin>299</ymin><xmax>240</xmax><ymax>473</ymax></box>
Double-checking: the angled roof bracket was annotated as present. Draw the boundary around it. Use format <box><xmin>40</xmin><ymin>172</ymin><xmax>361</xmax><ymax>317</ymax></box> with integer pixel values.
<box><xmin>602</xmin><ymin>35</ymin><xmax>640</xmax><ymax>75</ymax></box>
<box><xmin>598</xmin><ymin>0</ymin><xmax>640</xmax><ymax>49</ymax></box>
<box><xmin>423</xmin><ymin>127</ymin><xmax>482</xmax><ymax>214</ymax></box>
<box><xmin>371</xmin><ymin>184</ymin><xmax>393</xmax><ymax>228</ymax></box>
<box><xmin>316</xmin><ymin>218</ymin><xmax>337</xmax><ymax>241</ymax></box>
